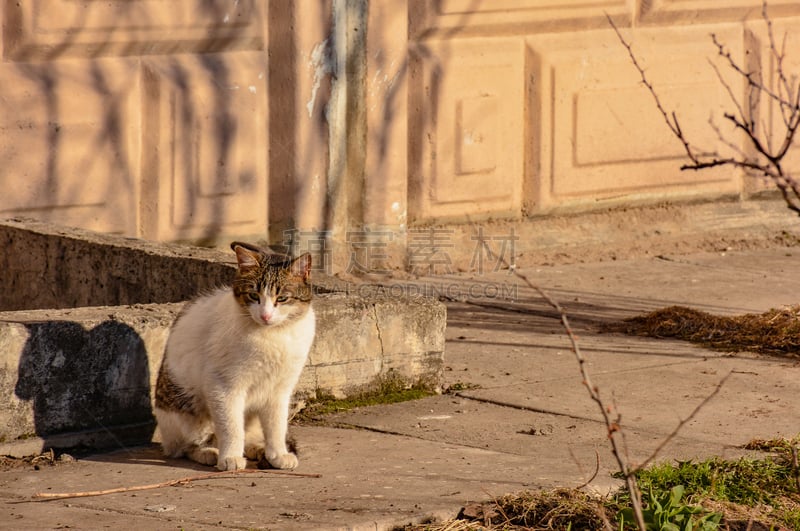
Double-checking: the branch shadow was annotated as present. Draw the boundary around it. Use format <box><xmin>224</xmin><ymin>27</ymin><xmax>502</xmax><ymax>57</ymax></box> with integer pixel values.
<box><xmin>3</xmin><ymin>1</ymin><xmax>261</xmax><ymax>243</ymax></box>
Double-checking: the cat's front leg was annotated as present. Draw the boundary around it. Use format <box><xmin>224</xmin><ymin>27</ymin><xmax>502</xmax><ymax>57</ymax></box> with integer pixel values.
<box><xmin>260</xmin><ymin>393</ymin><xmax>297</xmax><ymax>469</ymax></box>
<box><xmin>209</xmin><ymin>391</ymin><xmax>247</xmax><ymax>471</ymax></box>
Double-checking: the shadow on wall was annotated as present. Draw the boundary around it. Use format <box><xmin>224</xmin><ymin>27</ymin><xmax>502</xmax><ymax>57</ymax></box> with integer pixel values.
<box><xmin>2</xmin><ymin>2</ymin><xmax>264</xmax><ymax>244</ymax></box>
<box><xmin>14</xmin><ymin>320</ymin><xmax>155</xmax><ymax>450</ymax></box>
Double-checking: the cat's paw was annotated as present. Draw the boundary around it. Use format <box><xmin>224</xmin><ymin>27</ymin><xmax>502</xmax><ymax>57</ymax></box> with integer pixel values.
<box><xmin>187</xmin><ymin>446</ymin><xmax>219</xmax><ymax>466</ymax></box>
<box><xmin>266</xmin><ymin>452</ymin><xmax>298</xmax><ymax>470</ymax></box>
<box><xmin>244</xmin><ymin>444</ymin><xmax>265</xmax><ymax>461</ymax></box>
<box><xmin>216</xmin><ymin>455</ymin><xmax>247</xmax><ymax>471</ymax></box>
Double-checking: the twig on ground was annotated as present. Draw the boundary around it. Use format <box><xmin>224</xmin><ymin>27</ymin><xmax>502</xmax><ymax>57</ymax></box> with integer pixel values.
<box><xmin>28</xmin><ymin>468</ymin><xmax>321</xmax><ymax>502</ymax></box>
<box><xmin>573</xmin><ymin>449</ymin><xmax>601</xmax><ymax>491</ymax></box>
<box><xmin>480</xmin><ymin>486</ymin><xmax>512</xmax><ymax>528</ymax></box>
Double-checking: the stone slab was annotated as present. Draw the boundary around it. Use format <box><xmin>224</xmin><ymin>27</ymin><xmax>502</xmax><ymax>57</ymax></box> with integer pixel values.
<box><xmin>0</xmin><ymin>426</ymin><xmax>537</xmax><ymax>531</ymax></box>
<box><xmin>322</xmin><ymin>394</ymin><xmax>756</xmax><ymax>491</ymax></box>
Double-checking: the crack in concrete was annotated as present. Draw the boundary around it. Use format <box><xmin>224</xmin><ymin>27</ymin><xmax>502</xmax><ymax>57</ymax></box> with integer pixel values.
<box><xmin>324</xmin><ymin>421</ymin><xmax>527</xmax><ymax>457</ymax></box>
<box><xmin>454</xmin><ymin>393</ymin><xmax>606</xmax><ymax>425</ymax></box>
<box><xmin>64</xmin><ymin>500</ymin><xmax>250</xmax><ymax>529</ymax></box>
<box><xmin>371</xmin><ymin>304</ymin><xmax>385</xmax><ymax>366</ymax></box>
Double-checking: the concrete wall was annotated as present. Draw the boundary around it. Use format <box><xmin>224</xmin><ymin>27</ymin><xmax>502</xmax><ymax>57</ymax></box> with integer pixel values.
<box><xmin>1</xmin><ymin>2</ymin><xmax>798</xmax><ymax>270</ymax></box>
<box><xmin>402</xmin><ymin>1</ymin><xmax>800</xmax><ymax>224</ymax></box>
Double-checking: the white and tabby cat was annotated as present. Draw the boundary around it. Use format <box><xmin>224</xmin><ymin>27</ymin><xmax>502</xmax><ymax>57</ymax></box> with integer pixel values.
<box><xmin>154</xmin><ymin>242</ymin><xmax>315</xmax><ymax>471</ymax></box>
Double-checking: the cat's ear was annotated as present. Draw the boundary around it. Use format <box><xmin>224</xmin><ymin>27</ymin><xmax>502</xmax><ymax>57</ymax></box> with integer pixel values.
<box><xmin>231</xmin><ymin>242</ymin><xmax>261</xmax><ymax>271</ymax></box>
<box><xmin>291</xmin><ymin>253</ymin><xmax>312</xmax><ymax>281</ymax></box>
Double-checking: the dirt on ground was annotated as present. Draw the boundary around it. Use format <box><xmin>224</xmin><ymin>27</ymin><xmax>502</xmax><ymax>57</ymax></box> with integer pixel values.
<box><xmin>429</xmin><ymin>198</ymin><xmax>800</xmax><ymax>272</ymax></box>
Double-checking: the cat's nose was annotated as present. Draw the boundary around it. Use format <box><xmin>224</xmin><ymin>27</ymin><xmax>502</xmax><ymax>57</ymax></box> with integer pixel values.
<box><xmin>260</xmin><ymin>312</ymin><xmax>273</xmax><ymax>323</ymax></box>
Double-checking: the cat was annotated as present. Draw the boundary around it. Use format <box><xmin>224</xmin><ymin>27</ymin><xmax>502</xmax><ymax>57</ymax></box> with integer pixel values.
<box><xmin>154</xmin><ymin>241</ymin><xmax>315</xmax><ymax>471</ymax></box>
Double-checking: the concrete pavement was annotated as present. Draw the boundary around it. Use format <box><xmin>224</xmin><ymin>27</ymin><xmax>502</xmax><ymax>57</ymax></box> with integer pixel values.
<box><xmin>2</xmin><ymin>247</ymin><xmax>800</xmax><ymax>530</ymax></box>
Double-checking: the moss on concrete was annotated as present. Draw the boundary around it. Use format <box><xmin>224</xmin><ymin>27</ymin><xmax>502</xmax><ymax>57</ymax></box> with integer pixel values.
<box><xmin>296</xmin><ymin>372</ymin><xmax>438</xmax><ymax>421</ymax></box>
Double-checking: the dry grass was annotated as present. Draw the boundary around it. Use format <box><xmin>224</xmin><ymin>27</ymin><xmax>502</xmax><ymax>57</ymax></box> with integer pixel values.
<box><xmin>606</xmin><ymin>305</ymin><xmax>800</xmax><ymax>356</ymax></box>
<box><xmin>0</xmin><ymin>448</ymin><xmax>74</xmax><ymax>471</ymax></box>
<box><xmin>487</xmin><ymin>489</ymin><xmax>611</xmax><ymax>530</ymax></box>
<box><xmin>404</xmin><ymin>489</ymin><xmax>612</xmax><ymax>530</ymax></box>
<box><xmin>404</xmin><ymin>486</ymin><xmax>799</xmax><ymax>531</ymax></box>
<box><xmin>702</xmin><ymin>498</ymin><xmax>799</xmax><ymax>531</ymax></box>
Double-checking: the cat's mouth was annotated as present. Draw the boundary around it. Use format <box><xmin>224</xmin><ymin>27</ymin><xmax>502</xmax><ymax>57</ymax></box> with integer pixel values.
<box><xmin>251</xmin><ymin>313</ymin><xmax>286</xmax><ymax>327</ymax></box>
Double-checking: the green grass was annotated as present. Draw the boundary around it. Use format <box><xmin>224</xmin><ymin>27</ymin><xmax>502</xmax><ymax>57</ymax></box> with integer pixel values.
<box><xmin>444</xmin><ymin>381</ymin><xmax>481</xmax><ymax>393</ymax></box>
<box><xmin>617</xmin><ymin>452</ymin><xmax>800</xmax><ymax>529</ymax></box>
<box><xmin>632</xmin><ymin>457</ymin><xmax>796</xmax><ymax>506</ymax></box>
<box><xmin>295</xmin><ymin>374</ymin><xmax>436</xmax><ymax>421</ymax></box>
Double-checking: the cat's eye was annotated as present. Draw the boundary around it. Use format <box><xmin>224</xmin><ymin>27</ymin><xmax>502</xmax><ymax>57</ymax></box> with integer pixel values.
<box><xmin>275</xmin><ymin>295</ymin><xmax>289</xmax><ymax>303</ymax></box>
<box><xmin>247</xmin><ymin>293</ymin><xmax>260</xmax><ymax>303</ymax></box>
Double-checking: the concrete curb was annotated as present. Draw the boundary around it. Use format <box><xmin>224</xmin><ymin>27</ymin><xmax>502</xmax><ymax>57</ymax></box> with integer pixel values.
<box><xmin>0</xmin><ymin>295</ymin><xmax>445</xmax><ymax>457</ymax></box>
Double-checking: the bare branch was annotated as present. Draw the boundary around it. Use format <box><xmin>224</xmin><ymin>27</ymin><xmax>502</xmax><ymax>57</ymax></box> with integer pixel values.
<box><xmin>609</xmin><ymin>2</ymin><xmax>800</xmax><ymax>218</ymax></box>
<box><xmin>632</xmin><ymin>371</ymin><xmax>733</xmax><ymax>472</ymax></box>
<box><xmin>711</xmin><ymin>32</ymin><xmax>791</xmax><ymax>110</ymax></box>
<box><xmin>517</xmin><ymin>271</ymin><xmax>646</xmax><ymax>528</ymax></box>
<box><xmin>708</xmin><ymin>59</ymin><xmax>750</xmax><ymax>132</ymax></box>
<box><xmin>777</xmin><ymin>183</ymin><xmax>800</xmax><ymax>215</ymax></box>
<box><xmin>708</xmin><ymin>116</ymin><xmax>747</xmax><ymax>159</ymax></box>
<box><xmin>606</xmin><ymin>18</ymin><xmax>676</xmax><ymax>137</ymax></box>
<box><xmin>471</xmin><ymin>224</ymin><xmax>647</xmax><ymax>528</ymax></box>
<box><xmin>774</xmin><ymin>103</ymin><xmax>800</xmax><ymax>161</ymax></box>
<box><xmin>607</xmin><ymin>15</ymin><xmax>716</xmax><ymax>169</ymax></box>
<box><xmin>763</xmin><ymin>0</ymin><xmax>796</xmax><ymax>118</ymax></box>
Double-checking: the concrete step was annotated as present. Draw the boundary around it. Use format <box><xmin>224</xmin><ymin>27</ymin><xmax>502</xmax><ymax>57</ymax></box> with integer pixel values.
<box><xmin>0</xmin><ymin>219</ymin><xmax>445</xmax><ymax>456</ymax></box>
